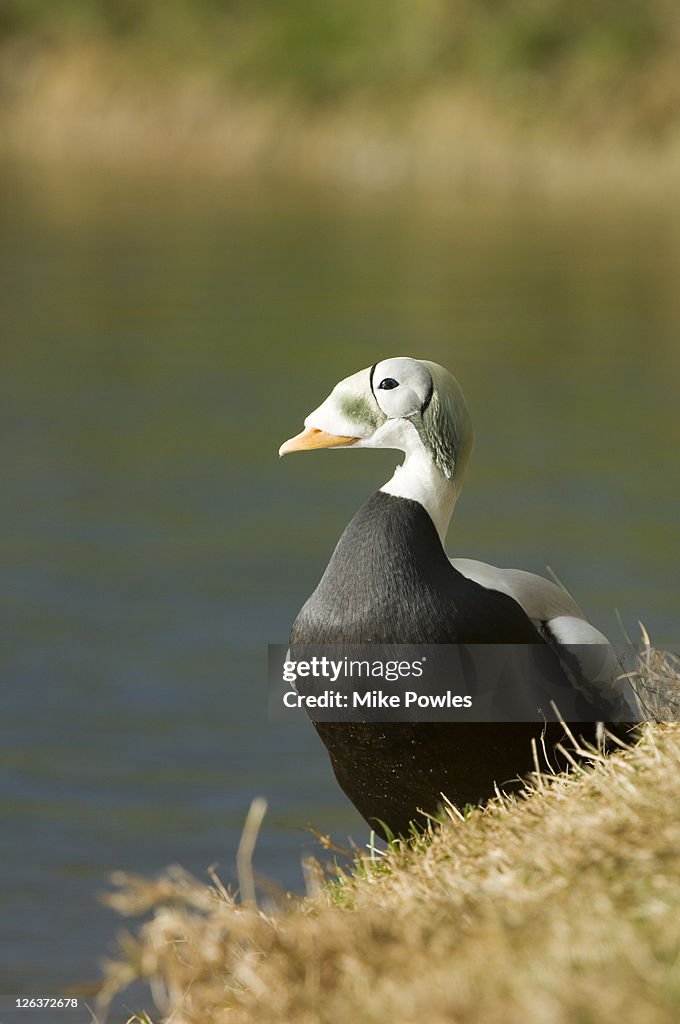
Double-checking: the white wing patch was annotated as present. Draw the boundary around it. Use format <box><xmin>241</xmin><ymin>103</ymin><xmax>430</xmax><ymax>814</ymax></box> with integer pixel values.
<box><xmin>451</xmin><ymin>557</ymin><xmax>642</xmax><ymax>720</ymax></box>
<box><xmin>451</xmin><ymin>558</ymin><xmax>586</xmax><ymax>626</ymax></box>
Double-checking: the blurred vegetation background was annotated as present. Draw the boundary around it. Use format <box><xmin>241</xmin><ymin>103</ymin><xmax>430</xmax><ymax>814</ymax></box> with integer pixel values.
<box><xmin>1</xmin><ymin>0</ymin><xmax>680</xmax><ymax>191</ymax></box>
<box><xmin>0</xmin><ymin>0</ymin><xmax>676</xmax><ymax>108</ymax></box>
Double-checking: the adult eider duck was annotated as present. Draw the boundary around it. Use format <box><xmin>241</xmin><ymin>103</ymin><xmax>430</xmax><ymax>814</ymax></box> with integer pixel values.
<box><xmin>279</xmin><ymin>357</ymin><xmax>641</xmax><ymax>837</ymax></box>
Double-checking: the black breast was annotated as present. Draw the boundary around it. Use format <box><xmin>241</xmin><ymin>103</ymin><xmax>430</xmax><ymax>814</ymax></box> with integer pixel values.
<box><xmin>291</xmin><ymin>490</ymin><xmax>541</xmax><ymax>645</ymax></box>
<box><xmin>290</xmin><ymin>490</ymin><xmax>620</xmax><ymax>838</ymax></box>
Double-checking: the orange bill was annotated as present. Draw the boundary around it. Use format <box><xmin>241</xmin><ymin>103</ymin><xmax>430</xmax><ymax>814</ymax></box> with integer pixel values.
<box><xmin>279</xmin><ymin>427</ymin><xmax>358</xmax><ymax>456</ymax></box>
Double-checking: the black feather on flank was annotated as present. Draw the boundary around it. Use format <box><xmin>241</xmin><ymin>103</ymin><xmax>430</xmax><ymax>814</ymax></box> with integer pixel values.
<box><xmin>290</xmin><ymin>491</ymin><xmax>633</xmax><ymax>839</ymax></box>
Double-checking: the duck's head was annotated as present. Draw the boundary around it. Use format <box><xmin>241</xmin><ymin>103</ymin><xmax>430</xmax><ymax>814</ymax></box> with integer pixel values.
<box><xmin>279</xmin><ymin>357</ymin><xmax>474</xmax><ymax>540</ymax></box>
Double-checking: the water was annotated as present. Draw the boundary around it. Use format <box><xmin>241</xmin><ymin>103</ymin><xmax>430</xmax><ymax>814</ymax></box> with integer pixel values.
<box><xmin>1</xmin><ymin>167</ymin><xmax>678</xmax><ymax>996</ymax></box>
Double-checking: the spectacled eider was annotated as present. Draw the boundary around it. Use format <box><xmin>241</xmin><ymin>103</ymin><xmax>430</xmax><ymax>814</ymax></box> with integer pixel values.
<box><xmin>279</xmin><ymin>357</ymin><xmax>641</xmax><ymax>837</ymax></box>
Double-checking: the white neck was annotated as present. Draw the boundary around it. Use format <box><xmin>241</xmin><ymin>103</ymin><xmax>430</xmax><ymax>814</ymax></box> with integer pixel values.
<box><xmin>380</xmin><ymin>449</ymin><xmax>460</xmax><ymax>545</ymax></box>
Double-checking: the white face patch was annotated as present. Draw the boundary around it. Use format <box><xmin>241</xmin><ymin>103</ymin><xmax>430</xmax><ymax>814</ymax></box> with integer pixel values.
<box><xmin>372</xmin><ymin>357</ymin><xmax>433</xmax><ymax>419</ymax></box>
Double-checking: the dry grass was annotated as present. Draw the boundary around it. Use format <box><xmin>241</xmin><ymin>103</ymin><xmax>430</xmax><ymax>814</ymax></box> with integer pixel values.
<box><xmin>629</xmin><ymin>640</ymin><xmax>680</xmax><ymax>723</ymax></box>
<box><xmin>99</xmin><ymin>652</ymin><xmax>680</xmax><ymax>1024</ymax></box>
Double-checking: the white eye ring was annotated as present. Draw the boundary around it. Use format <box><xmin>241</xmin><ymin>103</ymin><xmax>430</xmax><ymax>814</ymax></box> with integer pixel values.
<box><xmin>378</xmin><ymin>377</ymin><xmax>399</xmax><ymax>391</ymax></box>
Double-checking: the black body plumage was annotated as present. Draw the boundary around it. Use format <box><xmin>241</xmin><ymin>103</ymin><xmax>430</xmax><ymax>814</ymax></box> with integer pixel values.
<box><xmin>291</xmin><ymin>491</ymin><xmax>623</xmax><ymax>837</ymax></box>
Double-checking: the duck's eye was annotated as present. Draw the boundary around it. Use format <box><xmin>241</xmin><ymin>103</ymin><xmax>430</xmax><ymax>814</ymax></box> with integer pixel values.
<box><xmin>378</xmin><ymin>378</ymin><xmax>399</xmax><ymax>390</ymax></box>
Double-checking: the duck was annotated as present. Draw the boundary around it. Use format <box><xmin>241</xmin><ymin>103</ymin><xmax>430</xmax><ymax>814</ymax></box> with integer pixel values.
<box><xmin>279</xmin><ymin>356</ymin><xmax>641</xmax><ymax>837</ymax></box>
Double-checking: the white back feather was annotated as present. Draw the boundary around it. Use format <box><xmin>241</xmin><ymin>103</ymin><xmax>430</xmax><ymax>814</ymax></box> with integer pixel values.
<box><xmin>451</xmin><ymin>557</ymin><xmax>642</xmax><ymax>720</ymax></box>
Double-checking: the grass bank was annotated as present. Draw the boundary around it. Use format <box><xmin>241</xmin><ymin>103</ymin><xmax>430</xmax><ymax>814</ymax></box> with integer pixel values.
<box><xmin>100</xmin><ymin>655</ymin><xmax>680</xmax><ymax>1023</ymax></box>
<box><xmin>1</xmin><ymin>2</ymin><xmax>680</xmax><ymax>197</ymax></box>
